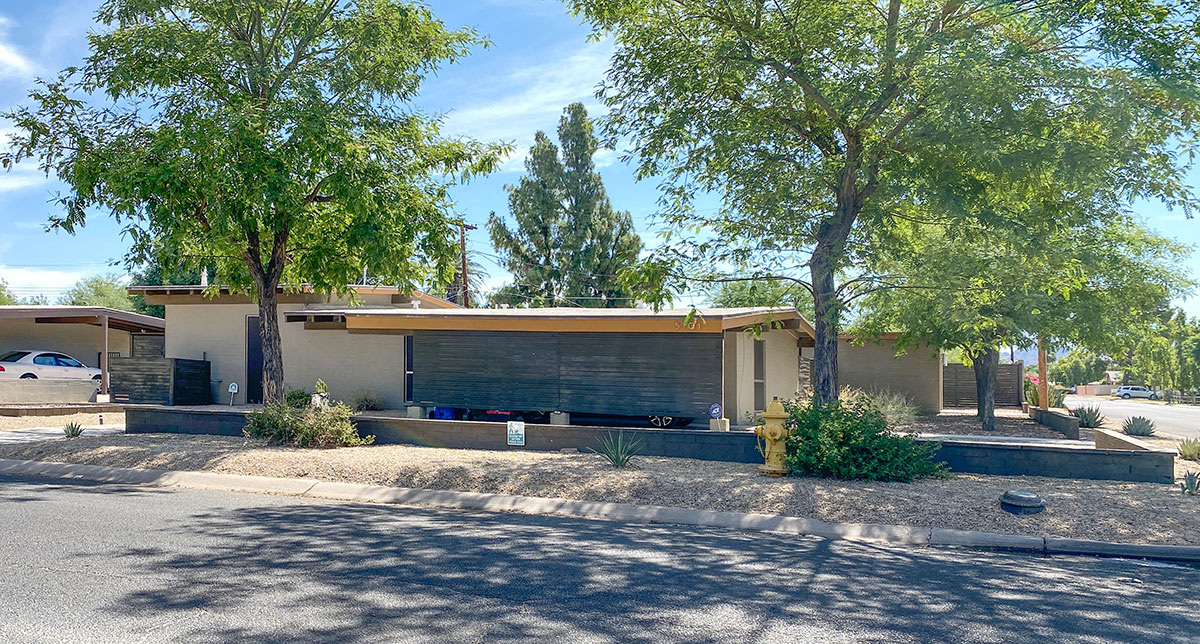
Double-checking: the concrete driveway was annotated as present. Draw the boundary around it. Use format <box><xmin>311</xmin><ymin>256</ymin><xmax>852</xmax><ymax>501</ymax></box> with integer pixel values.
<box><xmin>1065</xmin><ymin>395</ymin><xmax>1199</xmax><ymax>439</ymax></box>
<box><xmin>0</xmin><ymin>425</ymin><xmax>124</xmax><ymax>445</ymax></box>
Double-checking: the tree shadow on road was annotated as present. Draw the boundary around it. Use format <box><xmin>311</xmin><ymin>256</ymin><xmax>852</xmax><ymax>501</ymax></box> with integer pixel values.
<box><xmin>89</xmin><ymin>500</ymin><xmax>1199</xmax><ymax>643</ymax></box>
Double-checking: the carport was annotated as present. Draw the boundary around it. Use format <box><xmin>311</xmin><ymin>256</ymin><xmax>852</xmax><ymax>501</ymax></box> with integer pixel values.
<box><xmin>0</xmin><ymin>306</ymin><xmax>165</xmax><ymax>399</ymax></box>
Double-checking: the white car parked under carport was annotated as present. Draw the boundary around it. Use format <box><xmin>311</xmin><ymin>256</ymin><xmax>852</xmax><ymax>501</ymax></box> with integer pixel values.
<box><xmin>0</xmin><ymin>350</ymin><xmax>102</xmax><ymax>380</ymax></box>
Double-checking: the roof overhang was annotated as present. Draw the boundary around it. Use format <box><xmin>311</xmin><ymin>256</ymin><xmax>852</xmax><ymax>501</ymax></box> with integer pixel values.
<box><xmin>0</xmin><ymin>306</ymin><xmax>165</xmax><ymax>334</ymax></box>
<box><xmin>284</xmin><ymin>307</ymin><xmax>811</xmax><ymax>334</ymax></box>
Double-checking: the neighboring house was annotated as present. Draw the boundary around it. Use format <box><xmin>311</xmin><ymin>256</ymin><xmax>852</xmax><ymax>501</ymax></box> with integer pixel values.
<box><xmin>128</xmin><ymin>285</ymin><xmax>943</xmax><ymax>421</ymax></box>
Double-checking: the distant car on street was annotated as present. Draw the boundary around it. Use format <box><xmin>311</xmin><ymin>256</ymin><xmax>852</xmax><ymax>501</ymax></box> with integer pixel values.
<box><xmin>1113</xmin><ymin>385</ymin><xmax>1159</xmax><ymax>400</ymax></box>
<box><xmin>0</xmin><ymin>350</ymin><xmax>101</xmax><ymax>380</ymax></box>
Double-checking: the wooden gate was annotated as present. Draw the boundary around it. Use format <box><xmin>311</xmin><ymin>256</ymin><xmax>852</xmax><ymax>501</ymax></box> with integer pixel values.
<box><xmin>942</xmin><ymin>361</ymin><xmax>1024</xmax><ymax>407</ymax></box>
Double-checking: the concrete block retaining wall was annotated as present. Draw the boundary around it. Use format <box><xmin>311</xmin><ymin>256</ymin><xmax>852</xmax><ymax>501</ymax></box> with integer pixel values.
<box><xmin>125</xmin><ymin>407</ymin><xmax>1173</xmax><ymax>483</ymax></box>
<box><xmin>0</xmin><ymin>379</ymin><xmax>98</xmax><ymax>404</ymax></box>
<box><xmin>1027</xmin><ymin>407</ymin><xmax>1080</xmax><ymax>439</ymax></box>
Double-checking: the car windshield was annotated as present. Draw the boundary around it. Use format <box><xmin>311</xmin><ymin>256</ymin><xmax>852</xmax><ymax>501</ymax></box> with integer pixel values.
<box><xmin>0</xmin><ymin>351</ymin><xmax>29</xmax><ymax>362</ymax></box>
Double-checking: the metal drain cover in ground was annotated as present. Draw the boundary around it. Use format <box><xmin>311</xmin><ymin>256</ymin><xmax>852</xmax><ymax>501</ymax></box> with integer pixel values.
<box><xmin>1000</xmin><ymin>490</ymin><xmax>1045</xmax><ymax>515</ymax></box>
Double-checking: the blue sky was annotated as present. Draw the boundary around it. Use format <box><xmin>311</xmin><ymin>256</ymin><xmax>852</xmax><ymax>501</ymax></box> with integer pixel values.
<box><xmin>0</xmin><ymin>0</ymin><xmax>1198</xmax><ymax>314</ymax></box>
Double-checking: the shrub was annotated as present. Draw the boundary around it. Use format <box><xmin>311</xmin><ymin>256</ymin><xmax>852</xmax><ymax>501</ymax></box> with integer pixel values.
<box><xmin>1178</xmin><ymin>438</ymin><xmax>1200</xmax><ymax>461</ymax></box>
<box><xmin>1023</xmin><ymin>375</ymin><xmax>1066</xmax><ymax>408</ymax></box>
<box><xmin>284</xmin><ymin>389</ymin><xmax>310</xmax><ymax>409</ymax></box>
<box><xmin>862</xmin><ymin>388</ymin><xmax>918</xmax><ymax>427</ymax></box>
<box><xmin>314</xmin><ymin>379</ymin><xmax>328</xmax><ymax>395</ymax></box>
<box><xmin>245</xmin><ymin>402</ymin><xmax>374</xmax><ymax>448</ymax></box>
<box><xmin>1122</xmin><ymin>416</ymin><xmax>1156</xmax><ymax>437</ymax></box>
<box><xmin>349</xmin><ymin>390</ymin><xmax>386</xmax><ymax>412</ymax></box>
<box><xmin>782</xmin><ymin>398</ymin><xmax>948</xmax><ymax>482</ymax></box>
<box><xmin>1070</xmin><ymin>405</ymin><xmax>1105</xmax><ymax>428</ymax></box>
<box><xmin>592</xmin><ymin>431</ymin><xmax>643</xmax><ymax>467</ymax></box>
<box><xmin>63</xmin><ymin>422</ymin><xmax>83</xmax><ymax>438</ymax></box>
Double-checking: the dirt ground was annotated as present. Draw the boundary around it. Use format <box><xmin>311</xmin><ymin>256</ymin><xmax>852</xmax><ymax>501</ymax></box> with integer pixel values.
<box><xmin>1</xmin><ymin>432</ymin><xmax>1196</xmax><ymax>546</ymax></box>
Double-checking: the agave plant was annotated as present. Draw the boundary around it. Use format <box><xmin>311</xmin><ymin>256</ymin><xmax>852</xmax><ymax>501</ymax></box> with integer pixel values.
<box><xmin>592</xmin><ymin>431</ymin><xmax>644</xmax><ymax>468</ymax></box>
<box><xmin>63</xmin><ymin>422</ymin><xmax>84</xmax><ymax>438</ymax></box>
<box><xmin>1069</xmin><ymin>405</ymin><xmax>1105</xmax><ymax>428</ymax></box>
<box><xmin>1122</xmin><ymin>416</ymin><xmax>1157</xmax><ymax>437</ymax></box>
<box><xmin>1178</xmin><ymin>438</ymin><xmax>1200</xmax><ymax>462</ymax></box>
<box><xmin>1180</xmin><ymin>471</ymin><xmax>1200</xmax><ymax>496</ymax></box>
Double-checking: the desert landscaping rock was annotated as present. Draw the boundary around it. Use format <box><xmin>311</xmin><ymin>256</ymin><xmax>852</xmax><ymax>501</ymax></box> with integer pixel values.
<box><xmin>1</xmin><ymin>432</ymin><xmax>1197</xmax><ymax>545</ymax></box>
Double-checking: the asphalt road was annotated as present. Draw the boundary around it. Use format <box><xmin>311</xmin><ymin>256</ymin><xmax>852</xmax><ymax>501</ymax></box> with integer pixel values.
<box><xmin>1</xmin><ymin>475</ymin><xmax>1198</xmax><ymax>643</ymax></box>
<box><xmin>1065</xmin><ymin>395</ymin><xmax>1200</xmax><ymax>439</ymax></box>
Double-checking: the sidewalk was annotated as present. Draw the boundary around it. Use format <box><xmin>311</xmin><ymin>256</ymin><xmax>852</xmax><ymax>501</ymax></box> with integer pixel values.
<box><xmin>0</xmin><ymin>425</ymin><xmax>125</xmax><ymax>445</ymax></box>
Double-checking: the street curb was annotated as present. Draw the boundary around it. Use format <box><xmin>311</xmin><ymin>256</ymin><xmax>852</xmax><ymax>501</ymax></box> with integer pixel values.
<box><xmin>2</xmin><ymin>457</ymin><xmax>1198</xmax><ymax>562</ymax></box>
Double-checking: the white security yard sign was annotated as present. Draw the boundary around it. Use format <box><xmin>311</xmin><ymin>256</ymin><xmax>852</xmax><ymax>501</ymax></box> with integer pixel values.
<box><xmin>507</xmin><ymin>420</ymin><xmax>526</xmax><ymax>446</ymax></box>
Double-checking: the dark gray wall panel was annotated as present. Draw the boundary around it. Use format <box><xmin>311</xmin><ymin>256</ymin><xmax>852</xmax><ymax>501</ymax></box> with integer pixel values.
<box><xmin>412</xmin><ymin>331</ymin><xmax>722</xmax><ymax>418</ymax></box>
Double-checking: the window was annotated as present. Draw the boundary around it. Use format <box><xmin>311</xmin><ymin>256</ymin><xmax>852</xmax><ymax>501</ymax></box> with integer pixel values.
<box><xmin>404</xmin><ymin>335</ymin><xmax>414</xmax><ymax>403</ymax></box>
<box><xmin>33</xmin><ymin>354</ymin><xmax>57</xmax><ymax>366</ymax></box>
<box><xmin>0</xmin><ymin>351</ymin><xmax>29</xmax><ymax>363</ymax></box>
<box><xmin>753</xmin><ymin>339</ymin><xmax>766</xmax><ymax>412</ymax></box>
<box><xmin>56</xmin><ymin>355</ymin><xmax>84</xmax><ymax>368</ymax></box>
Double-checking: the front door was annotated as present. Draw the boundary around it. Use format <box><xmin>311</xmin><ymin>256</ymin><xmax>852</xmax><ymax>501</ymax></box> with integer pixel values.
<box><xmin>246</xmin><ymin>316</ymin><xmax>263</xmax><ymax>404</ymax></box>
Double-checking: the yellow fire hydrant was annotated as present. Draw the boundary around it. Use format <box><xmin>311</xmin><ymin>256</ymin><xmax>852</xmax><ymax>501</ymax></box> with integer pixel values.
<box><xmin>756</xmin><ymin>398</ymin><xmax>789</xmax><ymax>477</ymax></box>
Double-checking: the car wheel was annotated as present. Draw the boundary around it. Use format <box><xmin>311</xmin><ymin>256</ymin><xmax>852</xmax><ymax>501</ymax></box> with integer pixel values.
<box><xmin>1121</xmin><ymin>393</ymin><xmax>1131</xmax><ymax>399</ymax></box>
<box><xmin>92</xmin><ymin>375</ymin><xmax>102</xmax><ymax>380</ymax></box>
<box><xmin>1150</xmin><ymin>394</ymin><xmax>1159</xmax><ymax>400</ymax></box>
<box><xmin>19</xmin><ymin>373</ymin><xmax>37</xmax><ymax>379</ymax></box>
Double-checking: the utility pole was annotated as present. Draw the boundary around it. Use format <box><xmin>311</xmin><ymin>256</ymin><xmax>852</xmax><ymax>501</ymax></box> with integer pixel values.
<box><xmin>456</xmin><ymin>220</ymin><xmax>477</xmax><ymax>307</ymax></box>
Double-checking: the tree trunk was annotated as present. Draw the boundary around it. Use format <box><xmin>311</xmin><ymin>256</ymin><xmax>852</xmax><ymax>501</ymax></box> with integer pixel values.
<box><xmin>973</xmin><ymin>347</ymin><xmax>999</xmax><ymax>432</ymax></box>
<box><xmin>256</xmin><ymin>281</ymin><xmax>285</xmax><ymax>404</ymax></box>
<box><xmin>810</xmin><ymin>248</ymin><xmax>840</xmax><ymax>405</ymax></box>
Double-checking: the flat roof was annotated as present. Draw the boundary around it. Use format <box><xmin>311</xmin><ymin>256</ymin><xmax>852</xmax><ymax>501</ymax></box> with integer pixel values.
<box><xmin>285</xmin><ymin>306</ymin><xmax>813</xmax><ymax>334</ymax></box>
<box><xmin>0</xmin><ymin>306</ymin><xmax>166</xmax><ymax>334</ymax></box>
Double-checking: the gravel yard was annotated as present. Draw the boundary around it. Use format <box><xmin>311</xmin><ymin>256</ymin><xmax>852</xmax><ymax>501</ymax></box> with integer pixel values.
<box><xmin>904</xmin><ymin>407</ymin><xmax>1067</xmax><ymax>439</ymax></box>
<box><xmin>0</xmin><ymin>432</ymin><xmax>1196</xmax><ymax>546</ymax></box>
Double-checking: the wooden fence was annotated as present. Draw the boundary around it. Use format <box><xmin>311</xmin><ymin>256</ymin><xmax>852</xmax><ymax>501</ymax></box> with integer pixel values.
<box><xmin>942</xmin><ymin>361</ymin><xmax>1024</xmax><ymax>407</ymax></box>
<box><xmin>109</xmin><ymin>357</ymin><xmax>211</xmax><ymax>405</ymax></box>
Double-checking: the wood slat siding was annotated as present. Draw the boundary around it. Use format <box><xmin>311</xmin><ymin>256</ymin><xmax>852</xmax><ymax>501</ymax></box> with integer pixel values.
<box><xmin>412</xmin><ymin>330</ymin><xmax>723</xmax><ymax>418</ymax></box>
<box><xmin>131</xmin><ymin>334</ymin><xmax>165</xmax><ymax>358</ymax></box>
<box><xmin>109</xmin><ymin>357</ymin><xmax>212</xmax><ymax>405</ymax></box>
<box><xmin>942</xmin><ymin>361</ymin><xmax>1024</xmax><ymax>407</ymax></box>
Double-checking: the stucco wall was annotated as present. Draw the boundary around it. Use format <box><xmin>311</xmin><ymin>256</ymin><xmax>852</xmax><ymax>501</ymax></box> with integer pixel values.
<box><xmin>164</xmin><ymin>300</ymin><xmax>407</xmax><ymax>407</ymax></box>
<box><xmin>838</xmin><ymin>339</ymin><xmax>943</xmax><ymax>413</ymax></box>
<box><xmin>726</xmin><ymin>328</ymin><xmax>800</xmax><ymax>422</ymax></box>
<box><xmin>0</xmin><ymin>318</ymin><xmax>133</xmax><ymax>368</ymax></box>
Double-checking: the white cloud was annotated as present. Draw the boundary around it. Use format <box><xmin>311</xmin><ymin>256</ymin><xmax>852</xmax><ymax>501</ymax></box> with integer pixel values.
<box><xmin>0</xmin><ymin>164</ymin><xmax>50</xmax><ymax>193</ymax></box>
<box><xmin>442</xmin><ymin>39</ymin><xmax>614</xmax><ymax>172</ymax></box>
<box><xmin>0</xmin><ymin>265</ymin><xmax>89</xmax><ymax>299</ymax></box>
<box><xmin>0</xmin><ymin>16</ymin><xmax>38</xmax><ymax>80</ymax></box>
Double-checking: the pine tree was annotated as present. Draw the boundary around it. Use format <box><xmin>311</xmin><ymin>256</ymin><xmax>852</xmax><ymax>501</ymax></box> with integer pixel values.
<box><xmin>487</xmin><ymin>103</ymin><xmax>641</xmax><ymax>307</ymax></box>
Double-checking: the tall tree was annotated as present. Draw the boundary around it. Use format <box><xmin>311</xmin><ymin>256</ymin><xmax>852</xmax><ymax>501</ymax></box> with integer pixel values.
<box><xmin>488</xmin><ymin>102</ymin><xmax>642</xmax><ymax>307</ymax></box>
<box><xmin>3</xmin><ymin>0</ymin><xmax>506</xmax><ymax>402</ymax></box>
<box><xmin>128</xmin><ymin>263</ymin><xmax>206</xmax><ymax>318</ymax></box>
<box><xmin>707</xmin><ymin>279</ymin><xmax>813</xmax><ymax>316</ymax></box>
<box><xmin>856</xmin><ymin>219</ymin><xmax>1190</xmax><ymax>428</ymax></box>
<box><xmin>570</xmin><ymin>0</ymin><xmax>1200</xmax><ymax>404</ymax></box>
<box><xmin>58</xmin><ymin>273</ymin><xmax>137</xmax><ymax>311</ymax></box>
<box><xmin>1048</xmin><ymin>350</ymin><xmax>1110</xmax><ymax>387</ymax></box>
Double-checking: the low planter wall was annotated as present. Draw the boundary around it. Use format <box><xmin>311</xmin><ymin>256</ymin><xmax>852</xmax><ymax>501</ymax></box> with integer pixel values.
<box><xmin>1093</xmin><ymin>427</ymin><xmax>1161</xmax><ymax>451</ymax></box>
<box><xmin>1027</xmin><ymin>407</ymin><xmax>1080</xmax><ymax>440</ymax></box>
<box><xmin>125</xmin><ymin>407</ymin><xmax>1173</xmax><ymax>483</ymax></box>
<box><xmin>0</xmin><ymin>403</ymin><xmax>125</xmax><ymax>417</ymax></box>
<box><xmin>0</xmin><ymin>379</ymin><xmax>98</xmax><ymax>404</ymax></box>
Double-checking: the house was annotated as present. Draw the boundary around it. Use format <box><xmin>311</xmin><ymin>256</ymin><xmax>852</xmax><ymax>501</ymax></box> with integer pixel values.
<box><xmin>127</xmin><ymin>285</ymin><xmax>943</xmax><ymax>423</ymax></box>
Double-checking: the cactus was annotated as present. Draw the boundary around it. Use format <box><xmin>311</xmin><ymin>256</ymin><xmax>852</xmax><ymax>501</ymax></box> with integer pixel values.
<box><xmin>1180</xmin><ymin>471</ymin><xmax>1200</xmax><ymax>496</ymax></box>
<box><xmin>1122</xmin><ymin>416</ymin><xmax>1156</xmax><ymax>437</ymax></box>
<box><xmin>63</xmin><ymin>422</ymin><xmax>83</xmax><ymax>438</ymax></box>
<box><xmin>1069</xmin><ymin>405</ymin><xmax>1105</xmax><ymax>428</ymax></box>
